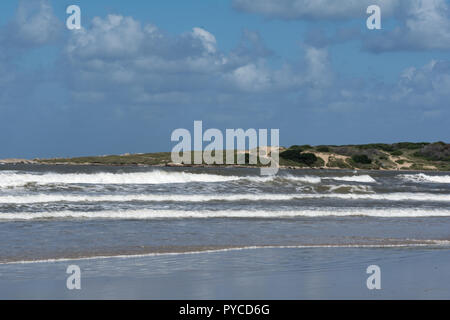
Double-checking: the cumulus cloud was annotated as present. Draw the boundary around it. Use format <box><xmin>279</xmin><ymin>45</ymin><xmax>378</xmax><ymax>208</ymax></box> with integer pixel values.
<box><xmin>234</xmin><ymin>0</ymin><xmax>450</xmax><ymax>53</ymax></box>
<box><xmin>365</xmin><ymin>0</ymin><xmax>450</xmax><ymax>52</ymax></box>
<box><xmin>394</xmin><ymin>60</ymin><xmax>450</xmax><ymax>107</ymax></box>
<box><xmin>2</xmin><ymin>0</ymin><xmax>61</xmax><ymax>47</ymax></box>
<box><xmin>232</xmin><ymin>0</ymin><xmax>400</xmax><ymax>20</ymax></box>
<box><xmin>1</xmin><ymin>1</ymin><xmax>448</xmax><ymax>154</ymax></box>
<box><xmin>60</xmin><ymin>10</ymin><xmax>450</xmax><ymax>122</ymax></box>
<box><xmin>63</xmin><ymin>12</ymin><xmax>340</xmax><ymax>107</ymax></box>
<box><xmin>192</xmin><ymin>27</ymin><xmax>217</xmax><ymax>53</ymax></box>
<box><xmin>63</xmin><ymin>14</ymin><xmax>236</xmax><ymax>107</ymax></box>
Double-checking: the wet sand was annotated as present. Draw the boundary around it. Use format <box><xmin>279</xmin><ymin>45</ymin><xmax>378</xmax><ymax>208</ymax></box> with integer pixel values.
<box><xmin>0</xmin><ymin>247</ymin><xmax>449</xmax><ymax>299</ymax></box>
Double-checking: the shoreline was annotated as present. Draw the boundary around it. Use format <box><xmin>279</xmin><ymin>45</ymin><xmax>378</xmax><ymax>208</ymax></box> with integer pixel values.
<box><xmin>1</xmin><ymin>141</ymin><xmax>449</xmax><ymax>172</ymax></box>
<box><xmin>1</xmin><ymin>246</ymin><xmax>449</xmax><ymax>299</ymax></box>
<box><xmin>1</xmin><ymin>160</ymin><xmax>449</xmax><ymax>173</ymax></box>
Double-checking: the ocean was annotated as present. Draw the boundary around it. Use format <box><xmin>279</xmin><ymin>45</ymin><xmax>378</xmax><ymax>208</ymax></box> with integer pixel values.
<box><xmin>0</xmin><ymin>164</ymin><xmax>449</xmax><ymax>299</ymax></box>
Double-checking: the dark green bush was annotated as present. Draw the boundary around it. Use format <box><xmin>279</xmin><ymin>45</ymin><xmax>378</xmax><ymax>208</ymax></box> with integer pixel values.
<box><xmin>351</xmin><ymin>154</ymin><xmax>372</xmax><ymax>164</ymax></box>
<box><xmin>297</xmin><ymin>153</ymin><xmax>318</xmax><ymax>166</ymax></box>
<box><xmin>394</xmin><ymin>142</ymin><xmax>429</xmax><ymax>150</ymax></box>
<box><xmin>390</xmin><ymin>150</ymin><xmax>403</xmax><ymax>156</ymax></box>
<box><xmin>280</xmin><ymin>150</ymin><xmax>317</xmax><ymax>166</ymax></box>
<box><xmin>357</xmin><ymin>144</ymin><xmax>394</xmax><ymax>152</ymax></box>
<box><xmin>415</xmin><ymin>142</ymin><xmax>450</xmax><ymax>161</ymax></box>
<box><xmin>280</xmin><ymin>149</ymin><xmax>302</xmax><ymax>161</ymax></box>
<box><xmin>316</xmin><ymin>146</ymin><xmax>330</xmax><ymax>152</ymax></box>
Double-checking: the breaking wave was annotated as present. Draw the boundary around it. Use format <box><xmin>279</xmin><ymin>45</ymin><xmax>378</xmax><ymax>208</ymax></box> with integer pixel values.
<box><xmin>0</xmin><ymin>170</ymin><xmax>354</xmax><ymax>188</ymax></box>
<box><xmin>326</xmin><ymin>175</ymin><xmax>376</xmax><ymax>183</ymax></box>
<box><xmin>400</xmin><ymin>173</ymin><xmax>450</xmax><ymax>184</ymax></box>
<box><xmin>0</xmin><ymin>170</ymin><xmax>242</xmax><ymax>187</ymax></box>
<box><xmin>1</xmin><ymin>192</ymin><xmax>449</xmax><ymax>204</ymax></box>
<box><xmin>1</xmin><ymin>207</ymin><xmax>450</xmax><ymax>220</ymax></box>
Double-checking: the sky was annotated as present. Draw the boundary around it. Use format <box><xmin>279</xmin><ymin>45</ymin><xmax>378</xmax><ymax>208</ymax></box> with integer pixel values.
<box><xmin>0</xmin><ymin>0</ymin><xmax>449</xmax><ymax>158</ymax></box>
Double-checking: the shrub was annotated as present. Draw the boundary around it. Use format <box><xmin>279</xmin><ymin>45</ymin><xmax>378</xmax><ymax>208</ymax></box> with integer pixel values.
<box><xmin>351</xmin><ymin>154</ymin><xmax>372</xmax><ymax>164</ymax></box>
<box><xmin>390</xmin><ymin>150</ymin><xmax>403</xmax><ymax>156</ymax></box>
<box><xmin>286</xmin><ymin>145</ymin><xmax>305</xmax><ymax>153</ymax></box>
<box><xmin>297</xmin><ymin>153</ymin><xmax>318</xmax><ymax>166</ymax></box>
<box><xmin>357</xmin><ymin>144</ymin><xmax>394</xmax><ymax>152</ymax></box>
<box><xmin>327</xmin><ymin>157</ymin><xmax>351</xmax><ymax>169</ymax></box>
<box><xmin>280</xmin><ymin>149</ymin><xmax>302</xmax><ymax>161</ymax></box>
<box><xmin>280</xmin><ymin>150</ymin><xmax>317</xmax><ymax>166</ymax></box>
<box><xmin>415</xmin><ymin>142</ymin><xmax>450</xmax><ymax>161</ymax></box>
<box><xmin>394</xmin><ymin>142</ymin><xmax>429</xmax><ymax>150</ymax></box>
<box><xmin>316</xmin><ymin>146</ymin><xmax>330</xmax><ymax>152</ymax></box>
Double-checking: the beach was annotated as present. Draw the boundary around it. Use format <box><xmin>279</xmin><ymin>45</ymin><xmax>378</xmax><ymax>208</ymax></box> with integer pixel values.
<box><xmin>1</xmin><ymin>247</ymin><xmax>449</xmax><ymax>299</ymax></box>
<box><xmin>0</xmin><ymin>164</ymin><xmax>449</xmax><ymax>299</ymax></box>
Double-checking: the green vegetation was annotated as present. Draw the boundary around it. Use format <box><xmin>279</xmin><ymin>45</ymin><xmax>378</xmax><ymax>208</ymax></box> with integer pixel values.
<box><xmin>393</xmin><ymin>142</ymin><xmax>429</xmax><ymax>150</ymax></box>
<box><xmin>280</xmin><ymin>147</ymin><xmax>320</xmax><ymax>167</ymax></box>
<box><xmin>327</xmin><ymin>157</ymin><xmax>351</xmax><ymax>169</ymax></box>
<box><xmin>355</xmin><ymin>143</ymin><xmax>394</xmax><ymax>152</ymax></box>
<box><xmin>316</xmin><ymin>146</ymin><xmax>330</xmax><ymax>152</ymax></box>
<box><xmin>351</xmin><ymin>154</ymin><xmax>372</xmax><ymax>164</ymax></box>
<box><xmin>390</xmin><ymin>150</ymin><xmax>403</xmax><ymax>156</ymax></box>
<box><xmin>38</xmin><ymin>152</ymin><xmax>173</xmax><ymax>166</ymax></box>
<box><xmin>35</xmin><ymin>141</ymin><xmax>450</xmax><ymax>171</ymax></box>
<box><xmin>413</xmin><ymin>142</ymin><xmax>450</xmax><ymax>161</ymax></box>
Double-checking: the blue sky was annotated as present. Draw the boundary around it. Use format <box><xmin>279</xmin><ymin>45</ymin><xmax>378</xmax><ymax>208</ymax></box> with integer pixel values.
<box><xmin>0</xmin><ymin>0</ymin><xmax>449</xmax><ymax>158</ymax></box>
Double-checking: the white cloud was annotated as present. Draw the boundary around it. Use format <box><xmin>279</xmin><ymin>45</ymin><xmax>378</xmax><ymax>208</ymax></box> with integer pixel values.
<box><xmin>59</xmin><ymin>10</ymin><xmax>450</xmax><ymax>124</ymax></box>
<box><xmin>67</xmin><ymin>15</ymin><xmax>145</xmax><ymax>59</ymax></box>
<box><xmin>365</xmin><ymin>0</ymin><xmax>450</xmax><ymax>51</ymax></box>
<box><xmin>233</xmin><ymin>0</ymin><xmax>399</xmax><ymax>20</ymax></box>
<box><xmin>192</xmin><ymin>27</ymin><xmax>217</xmax><ymax>53</ymax></box>
<box><xmin>10</xmin><ymin>0</ymin><xmax>61</xmax><ymax>46</ymax></box>
<box><xmin>395</xmin><ymin>59</ymin><xmax>450</xmax><ymax>106</ymax></box>
<box><xmin>304</xmin><ymin>46</ymin><xmax>333</xmax><ymax>86</ymax></box>
<box><xmin>230</xmin><ymin>63</ymin><xmax>271</xmax><ymax>92</ymax></box>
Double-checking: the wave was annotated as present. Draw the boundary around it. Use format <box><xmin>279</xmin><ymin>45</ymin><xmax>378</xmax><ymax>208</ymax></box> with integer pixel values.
<box><xmin>400</xmin><ymin>173</ymin><xmax>450</xmax><ymax>184</ymax></box>
<box><xmin>285</xmin><ymin>175</ymin><xmax>321</xmax><ymax>183</ymax></box>
<box><xmin>0</xmin><ymin>170</ymin><xmax>357</xmax><ymax>188</ymax></box>
<box><xmin>0</xmin><ymin>170</ymin><xmax>243</xmax><ymax>187</ymax></box>
<box><xmin>3</xmin><ymin>240</ymin><xmax>450</xmax><ymax>265</ymax></box>
<box><xmin>1</xmin><ymin>192</ymin><xmax>450</xmax><ymax>204</ymax></box>
<box><xmin>1</xmin><ymin>207</ymin><xmax>450</xmax><ymax>220</ymax></box>
<box><xmin>325</xmin><ymin>175</ymin><xmax>376</xmax><ymax>183</ymax></box>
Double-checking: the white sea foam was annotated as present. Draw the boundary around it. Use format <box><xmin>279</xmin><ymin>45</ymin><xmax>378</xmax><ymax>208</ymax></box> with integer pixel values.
<box><xmin>283</xmin><ymin>175</ymin><xmax>321</xmax><ymax>184</ymax></box>
<box><xmin>326</xmin><ymin>175</ymin><xmax>376</xmax><ymax>183</ymax></box>
<box><xmin>327</xmin><ymin>184</ymin><xmax>374</xmax><ymax>193</ymax></box>
<box><xmin>0</xmin><ymin>192</ymin><xmax>449</xmax><ymax>204</ymax></box>
<box><xmin>1</xmin><ymin>207</ymin><xmax>450</xmax><ymax>220</ymax></box>
<box><xmin>0</xmin><ymin>170</ymin><xmax>349</xmax><ymax>188</ymax></box>
<box><xmin>0</xmin><ymin>170</ymin><xmax>242</xmax><ymax>187</ymax></box>
<box><xmin>400</xmin><ymin>173</ymin><xmax>450</xmax><ymax>184</ymax></box>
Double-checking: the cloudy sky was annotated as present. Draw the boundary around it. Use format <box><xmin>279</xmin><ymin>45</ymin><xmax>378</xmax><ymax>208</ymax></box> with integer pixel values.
<box><xmin>0</xmin><ymin>0</ymin><xmax>449</xmax><ymax>158</ymax></box>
